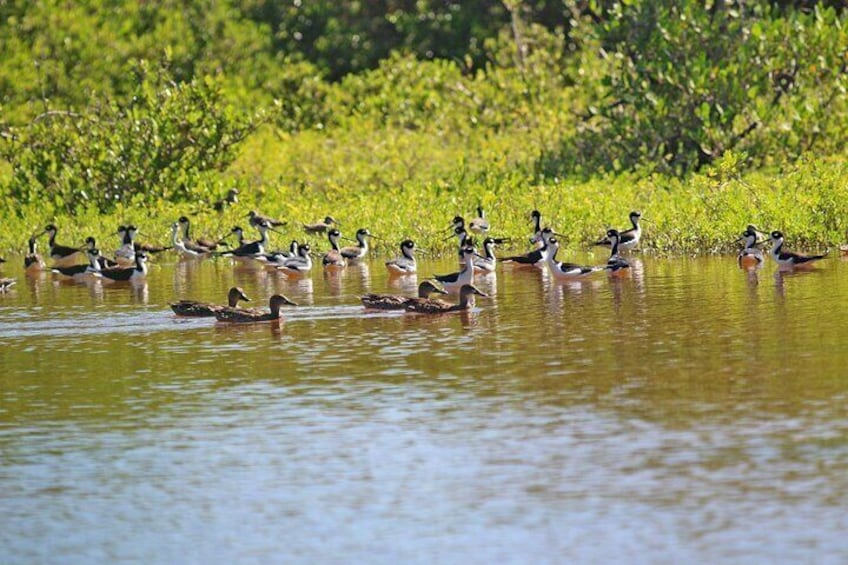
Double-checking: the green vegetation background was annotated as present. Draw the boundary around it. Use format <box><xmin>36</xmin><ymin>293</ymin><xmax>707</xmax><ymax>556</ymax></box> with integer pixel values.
<box><xmin>1</xmin><ymin>1</ymin><xmax>846</xmax><ymax>255</ymax></box>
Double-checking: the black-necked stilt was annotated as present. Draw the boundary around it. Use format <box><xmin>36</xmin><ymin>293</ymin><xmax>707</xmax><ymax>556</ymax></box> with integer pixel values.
<box><xmin>340</xmin><ymin>228</ymin><xmax>379</xmax><ymax>263</ymax></box>
<box><xmin>178</xmin><ymin>216</ymin><xmax>225</xmax><ymax>252</ymax></box>
<box><xmin>405</xmin><ymin>283</ymin><xmax>488</xmax><ymax>314</ymax></box>
<box><xmin>213</xmin><ymin>188</ymin><xmax>239</xmax><ymax>212</ymax></box>
<box><xmin>446</xmin><ymin>226</ymin><xmax>473</xmax><ymax>259</ymax></box>
<box><xmin>126</xmin><ymin>225</ymin><xmax>171</xmax><ymax>255</ymax></box>
<box><xmin>737</xmin><ymin>225</ymin><xmax>765</xmax><ymax>268</ymax></box>
<box><xmin>41</xmin><ymin>224</ymin><xmax>84</xmax><ymax>266</ymax></box>
<box><xmin>603</xmin><ymin>229</ymin><xmax>631</xmax><ymax>276</ymax></box>
<box><xmin>433</xmin><ymin>246</ymin><xmax>476</xmax><ymax>292</ymax></box>
<box><xmin>303</xmin><ymin>216</ymin><xmax>340</xmax><ymax>234</ymax></box>
<box><xmin>214</xmin><ymin>294</ymin><xmax>297</xmax><ymax>324</ymax></box>
<box><xmin>530</xmin><ymin>210</ymin><xmax>543</xmax><ymax>246</ymax></box>
<box><xmin>361</xmin><ymin>280</ymin><xmax>448</xmax><ymax>310</ymax></box>
<box><xmin>469</xmin><ymin>206</ymin><xmax>490</xmax><ymax>235</ymax></box>
<box><xmin>100</xmin><ymin>252</ymin><xmax>148</xmax><ymax>282</ymax></box>
<box><xmin>322</xmin><ymin>229</ymin><xmax>347</xmax><ymax>268</ymax></box>
<box><xmin>474</xmin><ymin>237</ymin><xmax>505</xmax><ymax>273</ymax></box>
<box><xmin>219</xmin><ymin>221</ymin><xmax>275</xmax><ymax>259</ymax></box>
<box><xmin>171</xmin><ymin>287</ymin><xmax>251</xmax><ymax>317</ymax></box>
<box><xmin>257</xmin><ymin>240</ymin><xmax>300</xmax><ymax>267</ymax></box>
<box><xmin>0</xmin><ymin>278</ymin><xmax>16</xmax><ymax>292</ymax></box>
<box><xmin>546</xmin><ymin>237</ymin><xmax>603</xmax><ymax>279</ymax></box>
<box><xmin>595</xmin><ymin>211</ymin><xmax>643</xmax><ymax>251</ymax></box>
<box><xmin>85</xmin><ymin>237</ymin><xmax>120</xmax><ymax>269</ymax></box>
<box><xmin>247</xmin><ymin>210</ymin><xmax>286</xmax><ymax>228</ymax></box>
<box><xmin>114</xmin><ymin>225</ymin><xmax>135</xmax><ymax>265</ymax></box>
<box><xmin>277</xmin><ymin>243</ymin><xmax>313</xmax><ymax>275</ymax></box>
<box><xmin>24</xmin><ymin>236</ymin><xmax>46</xmax><ymax>272</ymax></box>
<box><xmin>769</xmin><ymin>231</ymin><xmax>827</xmax><ymax>270</ymax></box>
<box><xmin>448</xmin><ymin>215</ymin><xmax>465</xmax><ymax>232</ymax></box>
<box><xmin>501</xmin><ymin>227</ymin><xmax>553</xmax><ymax>268</ymax></box>
<box><xmin>386</xmin><ymin>239</ymin><xmax>418</xmax><ymax>275</ymax></box>
<box><xmin>170</xmin><ymin>223</ymin><xmax>210</xmax><ymax>258</ymax></box>
<box><xmin>51</xmin><ymin>248</ymin><xmax>102</xmax><ymax>280</ymax></box>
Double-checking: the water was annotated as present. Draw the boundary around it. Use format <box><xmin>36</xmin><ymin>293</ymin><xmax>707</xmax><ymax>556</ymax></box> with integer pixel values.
<box><xmin>1</xmin><ymin>253</ymin><xmax>847</xmax><ymax>563</ymax></box>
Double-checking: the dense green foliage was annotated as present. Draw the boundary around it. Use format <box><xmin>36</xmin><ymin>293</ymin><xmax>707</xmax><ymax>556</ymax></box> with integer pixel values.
<box><xmin>1</xmin><ymin>0</ymin><xmax>847</xmax><ymax>255</ymax></box>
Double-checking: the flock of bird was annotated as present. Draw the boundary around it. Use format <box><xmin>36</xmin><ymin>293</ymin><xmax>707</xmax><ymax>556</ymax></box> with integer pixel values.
<box><xmin>0</xmin><ymin>204</ymin><xmax>839</xmax><ymax>322</ymax></box>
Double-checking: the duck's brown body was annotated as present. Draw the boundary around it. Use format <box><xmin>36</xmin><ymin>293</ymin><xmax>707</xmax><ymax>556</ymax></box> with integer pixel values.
<box><xmin>214</xmin><ymin>294</ymin><xmax>296</xmax><ymax>324</ymax></box>
<box><xmin>361</xmin><ymin>281</ymin><xmax>447</xmax><ymax>310</ymax></box>
<box><xmin>405</xmin><ymin>284</ymin><xmax>487</xmax><ymax>314</ymax></box>
<box><xmin>171</xmin><ymin>287</ymin><xmax>250</xmax><ymax>317</ymax></box>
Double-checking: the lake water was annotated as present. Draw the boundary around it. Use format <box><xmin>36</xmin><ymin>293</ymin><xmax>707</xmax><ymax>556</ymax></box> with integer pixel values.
<box><xmin>1</xmin><ymin>252</ymin><xmax>847</xmax><ymax>563</ymax></box>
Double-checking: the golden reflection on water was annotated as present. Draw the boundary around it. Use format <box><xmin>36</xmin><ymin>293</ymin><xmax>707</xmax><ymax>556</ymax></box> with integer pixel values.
<box><xmin>1</xmin><ymin>253</ymin><xmax>847</xmax><ymax>561</ymax></box>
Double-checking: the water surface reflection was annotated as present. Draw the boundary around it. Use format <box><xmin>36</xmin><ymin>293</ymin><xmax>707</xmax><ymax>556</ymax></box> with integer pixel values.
<box><xmin>1</xmin><ymin>254</ymin><xmax>847</xmax><ymax>562</ymax></box>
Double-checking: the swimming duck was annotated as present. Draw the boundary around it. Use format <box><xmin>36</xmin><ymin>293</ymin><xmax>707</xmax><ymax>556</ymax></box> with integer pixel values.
<box><xmin>769</xmin><ymin>231</ymin><xmax>827</xmax><ymax>270</ymax></box>
<box><xmin>340</xmin><ymin>228</ymin><xmax>378</xmax><ymax>263</ymax></box>
<box><xmin>41</xmin><ymin>224</ymin><xmax>84</xmax><ymax>266</ymax></box>
<box><xmin>100</xmin><ymin>252</ymin><xmax>148</xmax><ymax>281</ymax></box>
<box><xmin>594</xmin><ymin>211</ymin><xmax>643</xmax><ymax>251</ymax></box>
<box><xmin>361</xmin><ymin>280</ymin><xmax>448</xmax><ymax>310</ymax></box>
<box><xmin>385</xmin><ymin>239</ymin><xmax>418</xmax><ymax>275</ymax></box>
<box><xmin>214</xmin><ymin>294</ymin><xmax>297</xmax><ymax>324</ymax></box>
<box><xmin>24</xmin><ymin>236</ymin><xmax>46</xmax><ymax>272</ymax></box>
<box><xmin>303</xmin><ymin>216</ymin><xmax>340</xmax><ymax>234</ymax></box>
<box><xmin>405</xmin><ymin>283</ymin><xmax>488</xmax><ymax>314</ymax></box>
<box><xmin>171</xmin><ymin>287</ymin><xmax>251</xmax><ymax>317</ymax></box>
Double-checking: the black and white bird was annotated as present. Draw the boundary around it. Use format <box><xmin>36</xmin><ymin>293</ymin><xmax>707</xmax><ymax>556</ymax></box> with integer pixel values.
<box><xmin>385</xmin><ymin>239</ymin><xmax>418</xmax><ymax>275</ymax></box>
<box><xmin>51</xmin><ymin>248</ymin><xmax>102</xmax><ymax>280</ymax></box>
<box><xmin>85</xmin><ymin>237</ymin><xmax>120</xmax><ymax>269</ymax></box>
<box><xmin>737</xmin><ymin>225</ymin><xmax>765</xmax><ymax>268</ymax></box>
<box><xmin>322</xmin><ymin>229</ymin><xmax>346</xmax><ymax>269</ymax></box>
<box><xmin>24</xmin><ymin>236</ymin><xmax>46</xmax><ymax>272</ymax></box>
<box><xmin>603</xmin><ymin>229</ymin><xmax>631</xmax><ymax>277</ymax></box>
<box><xmin>219</xmin><ymin>221</ymin><xmax>275</xmax><ymax>260</ymax></box>
<box><xmin>545</xmin><ymin>237</ymin><xmax>603</xmax><ymax>279</ymax></box>
<box><xmin>277</xmin><ymin>243</ymin><xmax>313</xmax><ymax>275</ymax></box>
<box><xmin>501</xmin><ymin>227</ymin><xmax>554</xmax><ymax>268</ymax></box>
<box><xmin>1</xmin><ymin>277</ymin><xmax>17</xmax><ymax>292</ymax></box>
<box><xmin>469</xmin><ymin>206</ymin><xmax>490</xmax><ymax>235</ymax></box>
<box><xmin>433</xmin><ymin>247</ymin><xmax>476</xmax><ymax>292</ymax></box>
<box><xmin>595</xmin><ymin>211</ymin><xmax>643</xmax><ymax>251</ymax></box>
<box><xmin>177</xmin><ymin>216</ymin><xmax>224</xmax><ymax>253</ymax></box>
<box><xmin>41</xmin><ymin>224</ymin><xmax>84</xmax><ymax>266</ymax></box>
<box><xmin>769</xmin><ymin>231</ymin><xmax>827</xmax><ymax>270</ymax></box>
<box><xmin>340</xmin><ymin>228</ymin><xmax>379</xmax><ymax>263</ymax></box>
